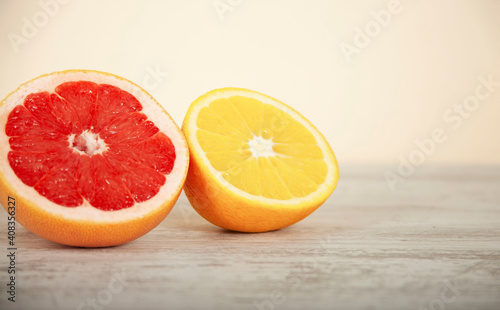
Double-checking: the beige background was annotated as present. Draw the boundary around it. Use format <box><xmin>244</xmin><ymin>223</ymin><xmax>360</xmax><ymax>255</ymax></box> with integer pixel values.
<box><xmin>1</xmin><ymin>0</ymin><xmax>499</xmax><ymax>165</ymax></box>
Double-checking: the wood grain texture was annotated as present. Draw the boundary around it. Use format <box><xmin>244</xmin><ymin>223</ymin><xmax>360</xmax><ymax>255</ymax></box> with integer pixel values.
<box><xmin>1</xmin><ymin>165</ymin><xmax>499</xmax><ymax>310</ymax></box>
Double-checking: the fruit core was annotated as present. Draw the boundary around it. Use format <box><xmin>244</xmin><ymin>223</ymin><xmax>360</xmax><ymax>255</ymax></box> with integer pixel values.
<box><xmin>248</xmin><ymin>136</ymin><xmax>275</xmax><ymax>158</ymax></box>
<box><xmin>70</xmin><ymin>130</ymin><xmax>107</xmax><ymax>156</ymax></box>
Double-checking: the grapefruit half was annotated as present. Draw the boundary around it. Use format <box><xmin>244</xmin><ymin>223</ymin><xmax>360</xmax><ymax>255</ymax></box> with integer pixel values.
<box><xmin>0</xmin><ymin>70</ymin><xmax>189</xmax><ymax>247</ymax></box>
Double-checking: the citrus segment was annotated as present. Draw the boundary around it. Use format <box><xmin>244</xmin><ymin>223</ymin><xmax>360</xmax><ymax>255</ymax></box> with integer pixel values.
<box><xmin>229</xmin><ymin>96</ymin><xmax>264</xmax><ymax>135</ymax></box>
<box><xmin>222</xmin><ymin>157</ymin><xmax>261</xmax><ymax>196</ymax></box>
<box><xmin>0</xmin><ymin>70</ymin><xmax>189</xmax><ymax>247</ymax></box>
<box><xmin>268</xmin><ymin>157</ymin><xmax>319</xmax><ymax>198</ymax></box>
<box><xmin>279</xmin><ymin>157</ymin><xmax>328</xmax><ymax>185</ymax></box>
<box><xmin>183</xmin><ymin>87</ymin><xmax>338</xmax><ymax>232</ymax></box>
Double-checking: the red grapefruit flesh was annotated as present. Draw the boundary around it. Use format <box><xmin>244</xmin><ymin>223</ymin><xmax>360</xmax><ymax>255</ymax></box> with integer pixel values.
<box><xmin>0</xmin><ymin>70</ymin><xmax>189</xmax><ymax>247</ymax></box>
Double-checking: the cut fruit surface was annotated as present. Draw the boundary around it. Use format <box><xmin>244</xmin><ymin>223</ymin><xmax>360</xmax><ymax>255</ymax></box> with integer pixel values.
<box><xmin>183</xmin><ymin>88</ymin><xmax>339</xmax><ymax>232</ymax></box>
<box><xmin>0</xmin><ymin>70</ymin><xmax>189</xmax><ymax>247</ymax></box>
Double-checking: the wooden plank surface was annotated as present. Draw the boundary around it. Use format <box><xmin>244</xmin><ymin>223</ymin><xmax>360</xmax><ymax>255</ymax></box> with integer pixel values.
<box><xmin>1</xmin><ymin>165</ymin><xmax>499</xmax><ymax>310</ymax></box>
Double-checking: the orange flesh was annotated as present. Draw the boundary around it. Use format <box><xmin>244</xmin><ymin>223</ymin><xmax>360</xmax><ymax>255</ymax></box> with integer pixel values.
<box><xmin>195</xmin><ymin>96</ymin><xmax>327</xmax><ymax>199</ymax></box>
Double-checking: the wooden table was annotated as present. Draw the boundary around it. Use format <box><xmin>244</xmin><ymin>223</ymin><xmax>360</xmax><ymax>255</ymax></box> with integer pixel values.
<box><xmin>1</xmin><ymin>166</ymin><xmax>499</xmax><ymax>310</ymax></box>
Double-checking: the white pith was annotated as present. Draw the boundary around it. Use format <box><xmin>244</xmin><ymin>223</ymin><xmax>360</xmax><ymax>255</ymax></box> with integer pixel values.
<box><xmin>188</xmin><ymin>88</ymin><xmax>338</xmax><ymax>206</ymax></box>
<box><xmin>68</xmin><ymin>130</ymin><xmax>107</xmax><ymax>156</ymax></box>
<box><xmin>0</xmin><ymin>70</ymin><xmax>189</xmax><ymax>223</ymax></box>
<box><xmin>248</xmin><ymin>135</ymin><xmax>275</xmax><ymax>158</ymax></box>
